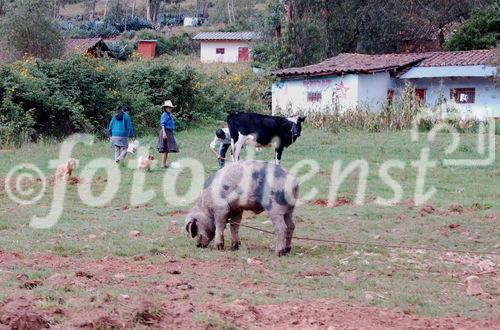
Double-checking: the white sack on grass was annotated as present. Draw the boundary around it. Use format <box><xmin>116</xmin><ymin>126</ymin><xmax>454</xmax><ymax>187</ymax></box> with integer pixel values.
<box><xmin>127</xmin><ymin>139</ymin><xmax>139</xmax><ymax>154</ymax></box>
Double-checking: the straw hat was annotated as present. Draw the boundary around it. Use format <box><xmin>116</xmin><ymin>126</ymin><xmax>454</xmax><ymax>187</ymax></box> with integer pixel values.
<box><xmin>162</xmin><ymin>100</ymin><xmax>176</xmax><ymax>108</ymax></box>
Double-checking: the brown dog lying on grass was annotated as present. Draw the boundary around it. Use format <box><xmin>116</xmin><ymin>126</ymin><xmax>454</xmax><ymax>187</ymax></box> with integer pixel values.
<box><xmin>55</xmin><ymin>158</ymin><xmax>77</xmax><ymax>180</ymax></box>
<box><xmin>185</xmin><ymin>160</ymin><xmax>299</xmax><ymax>256</ymax></box>
<box><xmin>137</xmin><ymin>154</ymin><xmax>155</xmax><ymax>171</ymax></box>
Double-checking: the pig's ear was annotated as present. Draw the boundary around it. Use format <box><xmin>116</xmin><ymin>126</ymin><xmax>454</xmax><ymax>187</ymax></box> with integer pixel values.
<box><xmin>186</xmin><ymin>219</ymin><xmax>198</xmax><ymax>238</ymax></box>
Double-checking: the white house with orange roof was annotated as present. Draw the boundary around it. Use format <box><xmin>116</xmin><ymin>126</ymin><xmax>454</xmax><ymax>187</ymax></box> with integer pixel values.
<box><xmin>272</xmin><ymin>49</ymin><xmax>499</xmax><ymax>119</ymax></box>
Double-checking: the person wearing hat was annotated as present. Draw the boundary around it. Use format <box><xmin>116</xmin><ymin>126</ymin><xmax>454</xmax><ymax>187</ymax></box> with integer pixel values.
<box><xmin>108</xmin><ymin>105</ymin><xmax>134</xmax><ymax>163</ymax></box>
<box><xmin>209</xmin><ymin>125</ymin><xmax>231</xmax><ymax>169</ymax></box>
<box><xmin>157</xmin><ymin>100</ymin><xmax>179</xmax><ymax>168</ymax></box>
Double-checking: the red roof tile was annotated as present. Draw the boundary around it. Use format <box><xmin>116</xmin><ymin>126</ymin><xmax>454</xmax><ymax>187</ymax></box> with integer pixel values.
<box><xmin>416</xmin><ymin>49</ymin><xmax>497</xmax><ymax>67</ymax></box>
<box><xmin>275</xmin><ymin>49</ymin><xmax>497</xmax><ymax>78</ymax></box>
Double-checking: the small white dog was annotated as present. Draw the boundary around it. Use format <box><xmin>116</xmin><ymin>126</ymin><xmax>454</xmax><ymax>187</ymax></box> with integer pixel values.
<box><xmin>137</xmin><ymin>154</ymin><xmax>155</xmax><ymax>171</ymax></box>
<box><xmin>55</xmin><ymin>158</ymin><xmax>77</xmax><ymax>180</ymax></box>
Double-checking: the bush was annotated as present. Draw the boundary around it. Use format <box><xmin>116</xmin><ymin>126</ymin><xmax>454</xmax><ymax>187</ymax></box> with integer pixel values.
<box><xmin>157</xmin><ymin>14</ymin><xmax>184</xmax><ymax>27</ymax></box>
<box><xmin>0</xmin><ymin>56</ymin><xmax>270</xmax><ymax>146</ymax></box>
<box><xmin>164</xmin><ymin>32</ymin><xmax>198</xmax><ymax>55</ymax></box>
<box><xmin>1</xmin><ymin>0</ymin><xmax>64</xmax><ymax>60</ymax></box>
<box><xmin>64</xmin><ymin>20</ymin><xmax>120</xmax><ymax>38</ymax></box>
<box><xmin>114</xmin><ymin>16</ymin><xmax>153</xmax><ymax>32</ymax></box>
<box><xmin>0</xmin><ymin>94</ymin><xmax>36</xmax><ymax>146</ymax></box>
<box><xmin>107</xmin><ymin>39</ymin><xmax>134</xmax><ymax>60</ymax></box>
<box><xmin>135</xmin><ymin>30</ymin><xmax>197</xmax><ymax>56</ymax></box>
<box><xmin>61</xmin><ymin>16</ymin><xmax>153</xmax><ymax>39</ymax></box>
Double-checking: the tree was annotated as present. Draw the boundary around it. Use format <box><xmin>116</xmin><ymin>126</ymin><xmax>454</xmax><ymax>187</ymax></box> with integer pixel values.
<box><xmin>84</xmin><ymin>0</ymin><xmax>98</xmax><ymax>20</ymax></box>
<box><xmin>104</xmin><ymin>0</ymin><xmax>109</xmax><ymax>16</ymax></box>
<box><xmin>105</xmin><ymin>0</ymin><xmax>124</xmax><ymax>25</ymax></box>
<box><xmin>255</xmin><ymin>0</ymin><xmax>492</xmax><ymax>69</ymax></box>
<box><xmin>196</xmin><ymin>0</ymin><xmax>209</xmax><ymax>18</ymax></box>
<box><xmin>444</xmin><ymin>1</ymin><xmax>500</xmax><ymax>50</ymax></box>
<box><xmin>0</xmin><ymin>0</ymin><xmax>11</xmax><ymax>15</ymax></box>
<box><xmin>147</xmin><ymin>0</ymin><xmax>169</xmax><ymax>23</ymax></box>
<box><xmin>212</xmin><ymin>0</ymin><xmax>260</xmax><ymax>30</ymax></box>
<box><xmin>53</xmin><ymin>0</ymin><xmax>85</xmax><ymax>19</ymax></box>
<box><xmin>131</xmin><ymin>0</ymin><xmax>137</xmax><ymax>17</ymax></box>
<box><xmin>0</xmin><ymin>0</ymin><xmax>64</xmax><ymax>60</ymax></box>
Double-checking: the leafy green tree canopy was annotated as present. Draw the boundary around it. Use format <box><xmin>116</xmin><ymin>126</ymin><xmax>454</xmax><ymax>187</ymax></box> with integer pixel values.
<box><xmin>254</xmin><ymin>0</ymin><xmax>492</xmax><ymax>69</ymax></box>
<box><xmin>0</xmin><ymin>0</ymin><xmax>64</xmax><ymax>60</ymax></box>
<box><xmin>445</xmin><ymin>1</ymin><xmax>500</xmax><ymax>50</ymax></box>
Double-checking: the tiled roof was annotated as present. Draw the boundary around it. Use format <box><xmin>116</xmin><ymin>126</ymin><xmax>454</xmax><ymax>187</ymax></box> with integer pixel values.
<box><xmin>275</xmin><ymin>49</ymin><xmax>497</xmax><ymax>78</ymax></box>
<box><xmin>417</xmin><ymin>49</ymin><xmax>496</xmax><ymax>67</ymax></box>
<box><xmin>193</xmin><ymin>31</ymin><xmax>261</xmax><ymax>41</ymax></box>
<box><xmin>65</xmin><ymin>38</ymin><xmax>104</xmax><ymax>53</ymax></box>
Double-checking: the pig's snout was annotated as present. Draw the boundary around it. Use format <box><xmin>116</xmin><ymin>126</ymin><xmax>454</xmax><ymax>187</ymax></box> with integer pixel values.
<box><xmin>196</xmin><ymin>235</ymin><xmax>210</xmax><ymax>248</ymax></box>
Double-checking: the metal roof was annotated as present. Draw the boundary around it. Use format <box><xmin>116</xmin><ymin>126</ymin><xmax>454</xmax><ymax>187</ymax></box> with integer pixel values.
<box><xmin>193</xmin><ymin>31</ymin><xmax>261</xmax><ymax>41</ymax></box>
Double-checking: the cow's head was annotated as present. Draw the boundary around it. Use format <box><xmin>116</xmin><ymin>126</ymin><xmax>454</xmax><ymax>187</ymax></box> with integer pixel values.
<box><xmin>287</xmin><ymin>115</ymin><xmax>306</xmax><ymax>142</ymax></box>
<box><xmin>185</xmin><ymin>211</ymin><xmax>215</xmax><ymax>248</ymax></box>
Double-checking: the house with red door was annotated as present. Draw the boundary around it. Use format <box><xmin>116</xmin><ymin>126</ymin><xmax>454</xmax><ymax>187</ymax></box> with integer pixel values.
<box><xmin>272</xmin><ymin>49</ymin><xmax>499</xmax><ymax>119</ymax></box>
<box><xmin>193</xmin><ymin>32</ymin><xmax>260</xmax><ymax>64</ymax></box>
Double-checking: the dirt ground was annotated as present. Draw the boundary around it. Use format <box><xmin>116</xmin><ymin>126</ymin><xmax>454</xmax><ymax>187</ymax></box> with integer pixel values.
<box><xmin>0</xmin><ymin>250</ymin><xmax>498</xmax><ymax>329</ymax></box>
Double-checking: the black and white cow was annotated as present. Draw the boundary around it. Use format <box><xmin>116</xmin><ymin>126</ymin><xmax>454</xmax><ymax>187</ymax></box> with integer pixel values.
<box><xmin>227</xmin><ymin>112</ymin><xmax>306</xmax><ymax>164</ymax></box>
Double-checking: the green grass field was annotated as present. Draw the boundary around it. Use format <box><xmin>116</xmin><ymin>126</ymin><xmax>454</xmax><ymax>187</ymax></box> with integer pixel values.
<box><xmin>0</xmin><ymin>127</ymin><xmax>498</xmax><ymax>327</ymax></box>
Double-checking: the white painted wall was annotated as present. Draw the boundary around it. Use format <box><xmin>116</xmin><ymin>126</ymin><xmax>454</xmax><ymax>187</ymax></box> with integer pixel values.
<box><xmin>357</xmin><ymin>72</ymin><xmax>392</xmax><ymax>111</ymax></box>
<box><xmin>272</xmin><ymin>74</ymin><xmax>359</xmax><ymax>115</ymax></box>
<box><xmin>200</xmin><ymin>40</ymin><xmax>252</xmax><ymax>63</ymax></box>
<box><xmin>395</xmin><ymin>77</ymin><xmax>500</xmax><ymax>119</ymax></box>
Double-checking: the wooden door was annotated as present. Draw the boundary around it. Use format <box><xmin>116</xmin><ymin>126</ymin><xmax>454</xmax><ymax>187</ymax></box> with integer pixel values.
<box><xmin>238</xmin><ymin>47</ymin><xmax>249</xmax><ymax>62</ymax></box>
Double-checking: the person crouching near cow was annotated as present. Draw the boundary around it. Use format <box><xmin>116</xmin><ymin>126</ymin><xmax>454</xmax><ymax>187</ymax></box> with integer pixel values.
<box><xmin>157</xmin><ymin>100</ymin><xmax>179</xmax><ymax>168</ymax></box>
<box><xmin>108</xmin><ymin>105</ymin><xmax>134</xmax><ymax>163</ymax></box>
<box><xmin>210</xmin><ymin>126</ymin><xmax>231</xmax><ymax>169</ymax></box>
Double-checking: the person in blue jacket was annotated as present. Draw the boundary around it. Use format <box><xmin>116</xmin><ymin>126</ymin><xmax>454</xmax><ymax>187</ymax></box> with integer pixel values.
<box><xmin>108</xmin><ymin>105</ymin><xmax>134</xmax><ymax>163</ymax></box>
<box><xmin>157</xmin><ymin>100</ymin><xmax>179</xmax><ymax>168</ymax></box>
<box><xmin>122</xmin><ymin>104</ymin><xmax>136</xmax><ymax>140</ymax></box>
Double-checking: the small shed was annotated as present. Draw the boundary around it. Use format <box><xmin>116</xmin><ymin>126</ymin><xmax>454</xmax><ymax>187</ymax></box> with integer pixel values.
<box><xmin>137</xmin><ymin>40</ymin><xmax>158</xmax><ymax>59</ymax></box>
<box><xmin>193</xmin><ymin>32</ymin><xmax>261</xmax><ymax>63</ymax></box>
<box><xmin>64</xmin><ymin>38</ymin><xmax>111</xmax><ymax>58</ymax></box>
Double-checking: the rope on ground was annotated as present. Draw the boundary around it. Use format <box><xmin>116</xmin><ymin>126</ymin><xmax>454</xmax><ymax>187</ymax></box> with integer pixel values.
<box><xmin>236</xmin><ymin>223</ymin><xmax>500</xmax><ymax>257</ymax></box>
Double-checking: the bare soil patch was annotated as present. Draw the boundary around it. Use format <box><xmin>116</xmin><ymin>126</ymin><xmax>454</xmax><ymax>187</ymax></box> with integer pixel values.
<box><xmin>420</xmin><ymin>203</ymin><xmax>479</xmax><ymax>217</ymax></box>
<box><xmin>207</xmin><ymin>298</ymin><xmax>500</xmax><ymax>329</ymax></box>
<box><xmin>0</xmin><ymin>250</ymin><xmax>498</xmax><ymax>329</ymax></box>
<box><xmin>168</xmin><ymin>209</ymin><xmax>189</xmax><ymax>217</ymax></box>
<box><xmin>308</xmin><ymin>197</ymin><xmax>352</xmax><ymax>207</ymax></box>
<box><xmin>0</xmin><ymin>296</ymin><xmax>49</xmax><ymax>329</ymax></box>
